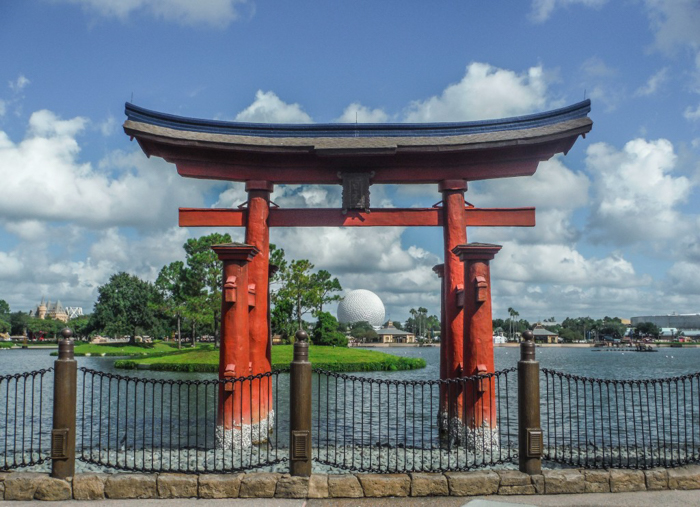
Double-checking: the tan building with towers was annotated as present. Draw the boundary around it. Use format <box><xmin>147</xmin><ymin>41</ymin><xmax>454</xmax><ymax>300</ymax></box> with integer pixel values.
<box><xmin>29</xmin><ymin>298</ymin><xmax>69</xmax><ymax>323</ymax></box>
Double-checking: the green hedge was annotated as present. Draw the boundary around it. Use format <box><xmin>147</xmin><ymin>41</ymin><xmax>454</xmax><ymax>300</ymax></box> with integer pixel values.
<box><xmin>114</xmin><ymin>356</ymin><xmax>426</xmax><ymax>373</ymax></box>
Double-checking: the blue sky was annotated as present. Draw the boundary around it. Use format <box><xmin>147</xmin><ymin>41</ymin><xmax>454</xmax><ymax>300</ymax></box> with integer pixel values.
<box><xmin>2</xmin><ymin>0</ymin><xmax>700</xmax><ymax>323</ymax></box>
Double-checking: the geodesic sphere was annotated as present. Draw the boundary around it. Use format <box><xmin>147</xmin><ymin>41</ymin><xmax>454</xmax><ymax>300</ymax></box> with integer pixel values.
<box><xmin>337</xmin><ymin>289</ymin><xmax>386</xmax><ymax>327</ymax></box>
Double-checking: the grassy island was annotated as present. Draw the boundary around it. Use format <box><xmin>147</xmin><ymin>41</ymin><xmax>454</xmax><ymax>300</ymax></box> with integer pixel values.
<box><xmin>114</xmin><ymin>345</ymin><xmax>426</xmax><ymax>373</ymax></box>
<box><xmin>50</xmin><ymin>341</ymin><xmax>202</xmax><ymax>357</ymax></box>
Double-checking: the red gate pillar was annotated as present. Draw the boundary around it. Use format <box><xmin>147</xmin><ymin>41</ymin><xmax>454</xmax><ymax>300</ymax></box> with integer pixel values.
<box><xmin>212</xmin><ymin>243</ymin><xmax>258</xmax><ymax>447</ymax></box>
<box><xmin>245</xmin><ymin>181</ymin><xmax>274</xmax><ymax>433</ymax></box>
<box><xmin>439</xmin><ymin>180</ymin><xmax>467</xmax><ymax>434</ymax></box>
<box><xmin>432</xmin><ymin>263</ymin><xmax>448</xmax><ymax>431</ymax></box>
<box><xmin>453</xmin><ymin>243</ymin><xmax>502</xmax><ymax>448</ymax></box>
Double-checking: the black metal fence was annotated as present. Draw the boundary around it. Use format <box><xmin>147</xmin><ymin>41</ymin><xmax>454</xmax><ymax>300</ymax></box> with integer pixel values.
<box><xmin>77</xmin><ymin>367</ymin><xmax>288</xmax><ymax>473</ymax></box>
<box><xmin>312</xmin><ymin>368</ymin><xmax>518</xmax><ymax>472</ymax></box>
<box><xmin>0</xmin><ymin>369</ymin><xmax>53</xmax><ymax>471</ymax></box>
<box><xmin>542</xmin><ymin>369</ymin><xmax>700</xmax><ymax>469</ymax></box>
<box><xmin>5</xmin><ymin>344</ymin><xmax>700</xmax><ymax>476</ymax></box>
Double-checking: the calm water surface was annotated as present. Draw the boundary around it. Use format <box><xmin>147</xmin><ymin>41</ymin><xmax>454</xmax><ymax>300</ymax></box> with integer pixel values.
<box><xmin>1</xmin><ymin>345</ymin><xmax>699</xmax><ymax>380</ymax></box>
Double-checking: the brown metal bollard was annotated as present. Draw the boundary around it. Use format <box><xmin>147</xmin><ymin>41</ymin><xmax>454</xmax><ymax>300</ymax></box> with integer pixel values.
<box><xmin>518</xmin><ymin>330</ymin><xmax>542</xmax><ymax>475</ymax></box>
<box><xmin>290</xmin><ymin>329</ymin><xmax>312</xmax><ymax>476</ymax></box>
<box><xmin>51</xmin><ymin>328</ymin><xmax>77</xmax><ymax>480</ymax></box>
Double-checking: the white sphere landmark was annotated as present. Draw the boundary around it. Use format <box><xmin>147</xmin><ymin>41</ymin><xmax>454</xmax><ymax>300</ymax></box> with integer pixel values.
<box><xmin>337</xmin><ymin>289</ymin><xmax>386</xmax><ymax>327</ymax></box>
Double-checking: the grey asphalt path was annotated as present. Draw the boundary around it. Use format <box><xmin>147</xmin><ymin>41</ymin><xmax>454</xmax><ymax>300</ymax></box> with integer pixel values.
<box><xmin>4</xmin><ymin>491</ymin><xmax>700</xmax><ymax>507</ymax></box>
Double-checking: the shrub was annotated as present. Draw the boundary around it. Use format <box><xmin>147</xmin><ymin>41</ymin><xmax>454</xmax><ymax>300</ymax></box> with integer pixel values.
<box><xmin>312</xmin><ymin>311</ymin><xmax>348</xmax><ymax>347</ymax></box>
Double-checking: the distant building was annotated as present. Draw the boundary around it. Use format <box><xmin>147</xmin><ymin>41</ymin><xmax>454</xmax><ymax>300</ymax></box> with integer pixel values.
<box><xmin>631</xmin><ymin>314</ymin><xmax>700</xmax><ymax>331</ymax></box>
<box><xmin>375</xmin><ymin>322</ymin><xmax>416</xmax><ymax>344</ymax></box>
<box><xmin>531</xmin><ymin>324</ymin><xmax>559</xmax><ymax>344</ymax></box>
<box><xmin>29</xmin><ymin>298</ymin><xmax>69</xmax><ymax>323</ymax></box>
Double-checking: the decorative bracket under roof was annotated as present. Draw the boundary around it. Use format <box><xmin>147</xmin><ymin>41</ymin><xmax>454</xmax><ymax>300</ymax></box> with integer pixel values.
<box><xmin>338</xmin><ymin>172</ymin><xmax>374</xmax><ymax>214</ymax></box>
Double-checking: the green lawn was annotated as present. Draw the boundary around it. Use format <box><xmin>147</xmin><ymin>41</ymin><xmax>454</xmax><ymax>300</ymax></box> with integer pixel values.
<box><xmin>0</xmin><ymin>342</ymin><xmax>14</xmax><ymax>349</ymax></box>
<box><xmin>115</xmin><ymin>345</ymin><xmax>426</xmax><ymax>373</ymax></box>
<box><xmin>51</xmin><ymin>340</ymin><xmax>203</xmax><ymax>357</ymax></box>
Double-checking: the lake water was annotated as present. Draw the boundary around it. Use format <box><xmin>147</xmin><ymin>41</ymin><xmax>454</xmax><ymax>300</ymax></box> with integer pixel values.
<box><xmin>1</xmin><ymin>345</ymin><xmax>699</xmax><ymax>380</ymax></box>
<box><xmin>2</xmin><ymin>345</ymin><xmax>699</xmax><ymax>473</ymax></box>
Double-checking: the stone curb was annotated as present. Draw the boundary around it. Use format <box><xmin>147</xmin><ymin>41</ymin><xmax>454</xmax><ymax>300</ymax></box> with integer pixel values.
<box><xmin>1</xmin><ymin>466</ymin><xmax>699</xmax><ymax>500</ymax></box>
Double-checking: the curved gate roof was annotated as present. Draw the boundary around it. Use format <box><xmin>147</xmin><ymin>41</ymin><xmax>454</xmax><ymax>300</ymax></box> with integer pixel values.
<box><xmin>123</xmin><ymin>100</ymin><xmax>592</xmax><ymax>184</ymax></box>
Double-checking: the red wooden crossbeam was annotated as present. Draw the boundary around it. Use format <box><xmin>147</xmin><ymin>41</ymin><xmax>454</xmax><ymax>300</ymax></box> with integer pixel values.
<box><xmin>179</xmin><ymin>207</ymin><xmax>535</xmax><ymax>228</ymax></box>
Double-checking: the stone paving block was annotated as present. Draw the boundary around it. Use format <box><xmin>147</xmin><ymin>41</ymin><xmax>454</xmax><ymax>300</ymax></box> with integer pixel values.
<box><xmin>157</xmin><ymin>473</ymin><xmax>198</xmax><ymax>498</ymax></box>
<box><xmin>410</xmin><ymin>473</ymin><xmax>449</xmax><ymax>497</ymax></box>
<box><xmin>308</xmin><ymin>474</ymin><xmax>329</xmax><ymax>498</ymax></box>
<box><xmin>239</xmin><ymin>473</ymin><xmax>280</xmax><ymax>498</ymax></box>
<box><xmin>531</xmin><ymin>474</ymin><xmax>544</xmax><ymax>494</ymax></box>
<box><xmin>104</xmin><ymin>474</ymin><xmax>157</xmax><ymax>499</ymax></box>
<box><xmin>275</xmin><ymin>475</ymin><xmax>309</xmax><ymax>498</ymax></box>
<box><xmin>0</xmin><ymin>480</ymin><xmax>4</xmax><ymax>500</ymax></box>
<box><xmin>610</xmin><ymin>469</ymin><xmax>646</xmax><ymax>493</ymax></box>
<box><xmin>644</xmin><ymin>468</ymin><xmax>668</xmax><ymax>491</ymax></box>
<box><xmin>328</xmin><ymin>474</ymin><xmax>363</xmax><ymax>498</ymax></box>
<box><xmin>668</xmin><ymin>465</ymin><xmax>700</xmax><ymax>490</ymax></box>
<box><xmin>3</xmin><ymin>473</ymin><xmax>44</xmax><ymax>501</ymax></box>
<box><xmin>198</xmin><ymin>474</ymin><xmax>242</xmax><ymax>499</ymax></box>
<box><xmin>445</xmin><ymin>471</ymin><xmax>499</xmax><ymax>496</ymax></box>
<box><xmin>358</xmin><ymin>474</ymin><xmax>410</xmax><ymax>497</ymax></box>
<box><xmin>34</xmin><ymin>477</ymin><xmax>71</xmax><ymax>501</ymax></box>
<box><xmin>543</xmin><ymin>469</ymin><xmax>584</xmax><ymax>494</ymax></box>
<box><xmin>498</xmin><ymin>484</ymin><xmax>536</xmax><ymax>495</ymax></box>
<box><xmin>497</xmin><ymin>470</ymin><xmax>531</xmax><ymax>486</ymax></box>
<box><xmin>73</xmin><ymin>474</ymin><xmax>107</xmax><ymax>500</ymax></box>
<box><xmin>583</xmin><ymin>470</ymin><xmax>610</xmax><ymax>493</ymax></box>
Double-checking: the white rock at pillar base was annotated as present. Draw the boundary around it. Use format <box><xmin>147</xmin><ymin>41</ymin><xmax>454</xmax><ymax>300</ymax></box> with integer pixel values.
<box><xmin>216</xmin><ymin>410</ymin><xmax>275</xmax><ymax>450</ymax></box>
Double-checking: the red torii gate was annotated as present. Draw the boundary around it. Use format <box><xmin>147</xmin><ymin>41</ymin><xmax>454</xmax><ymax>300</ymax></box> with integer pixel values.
<box><xmin>124</xmin><ymin>100</ymin><xmax>592</xmax><ymax>444</ymax></box>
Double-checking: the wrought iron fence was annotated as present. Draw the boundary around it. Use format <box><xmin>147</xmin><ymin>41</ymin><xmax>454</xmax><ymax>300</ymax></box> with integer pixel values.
<box><xmin>312</xmin><ymin>368</ymin><xmax>518</xmax><ymax>473</ymax></box>
<box><xmin>77</xmin><ymin>368</ymin><xmax>288</xmax><ymax>473</ymax></box>
<box><xmin>0</xmin><ymin>369</ymin><xmax>53</xmax><ymax>471</ymax></box>
<box><xmin>542</xmin><ymin>369</ymin><xmax>700</xmax><ymax>469</ymax></box>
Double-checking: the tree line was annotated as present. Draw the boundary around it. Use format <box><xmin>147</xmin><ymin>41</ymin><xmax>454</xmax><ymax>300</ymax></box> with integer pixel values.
<box><xmin>1</xmin><ymin>234</ymin><xmax>346</xmax><ymax>347</ymax></box>
<box><xmin>492</xmin><ymin>312</ymin><xmax>662</xmax><ymax>342</ymax></box>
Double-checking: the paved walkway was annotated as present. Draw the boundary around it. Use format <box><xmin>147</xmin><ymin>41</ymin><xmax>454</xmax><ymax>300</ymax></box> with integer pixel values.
<box><xmin>3</xmin><ymin>491</ymin><xmax>700</xmax><ymax>506</ymax></box>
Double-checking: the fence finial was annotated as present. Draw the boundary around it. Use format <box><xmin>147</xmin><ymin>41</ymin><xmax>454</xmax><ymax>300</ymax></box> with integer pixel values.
<box><xmin>520</xmin><ymin>330</ymin><xmax>535</xmax><ymax>362</ymax></box>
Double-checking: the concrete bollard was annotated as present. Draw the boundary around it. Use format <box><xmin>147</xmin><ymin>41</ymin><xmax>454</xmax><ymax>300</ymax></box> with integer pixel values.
<box><xmin>51</xmin><ymin>327</ymin><xmax>77</xmax><ymax>480</ymax></box>
<box><xmin>518</xmin><ymin>330</ymin><xmax>542</xmax><ymax>475</ymax></box>
<box><xmin>290</xmin><ymin>329</ymin><xmax>312</xmax><ymax>476</ymax></box>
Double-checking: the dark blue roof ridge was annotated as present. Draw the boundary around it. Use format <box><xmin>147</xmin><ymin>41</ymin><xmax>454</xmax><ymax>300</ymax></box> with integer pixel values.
<box><xmin>125</xmin><ymin>99</ymin><xmax>591</xmax><ymax>139</ymax></box>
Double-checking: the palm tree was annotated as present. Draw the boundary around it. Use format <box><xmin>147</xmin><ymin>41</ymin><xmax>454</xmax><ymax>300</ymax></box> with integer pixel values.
<box><xmin>507</xmin><ymin>307</ymin><xmax>519</xmax><ymax>341</ymax></box>
<box><xmin>418</xmin><ymin>307</ymin><xmax>428</xmax><ymax>339</ymax></box>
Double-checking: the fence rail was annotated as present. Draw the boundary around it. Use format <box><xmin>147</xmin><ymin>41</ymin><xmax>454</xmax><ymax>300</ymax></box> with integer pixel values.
<box><xmin>542</xmin><ymin>369</ymin><xmax>700</xmax><ymax>469</ymax></box>
<box><xmin>78</xmin><ymin>367</ymin><xmax>288</xmax><ymax>473</ymax></box>
<box><xmin>0</xmin><ymin>369</ymin><xmax>53</xmax><ymax>471</ymax></box>
<box><xmin>312</xmin><ymin>368</ymin><xmax>518</xmax><ymax>473</ymax></box>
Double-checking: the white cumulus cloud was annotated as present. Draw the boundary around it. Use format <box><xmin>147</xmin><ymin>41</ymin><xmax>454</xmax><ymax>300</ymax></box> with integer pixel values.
<box><xmin>235</xmin><ymin>91</ymin><xmax>312</xmax><ymax>123</ymax></box>
<box><xmin>0</xmin><ymin>109</ymin><xmax>213</xmax><ymax>230</ymax></box>
<box><xmin>530</xmin><ymin>0</ymin><xmax>608</xmax><ymax>23</ymax></box>
<box><xmin>57</xmin><ymin>0</ymin><xmax>249</xmax><ymax>27</ymax></box>
<box><xmin>644</xmin><ymin>0</ymin><xmax>700</xmax><ymax>54</ymax></box>
<box><xmin>586</xmin><ymin>138</ymin><xmax>693</xmax><ymax>245</ymax></box>
<box><xmin>334</xmin><ymin>103</ymin><xmax>389</xmax><ymax>123</ymax></box>
<box><xmin>685</xmin><ymin>104</ymin><xmax>700</xmax><ymax>121</ymax></box>
<box><xmin>8</xmin><ymin>75</ymin><xmax>30</xmax><ymax>92</ymax></box>
<box><xmin>634</xmin><ymin>67</ymin><xmax>669</xmax><ymax>97</ymax></box>
<box><xmin>402</xmin><ymin>63</ymin><xmax>549</xmax><ymax>122</ymax></box>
